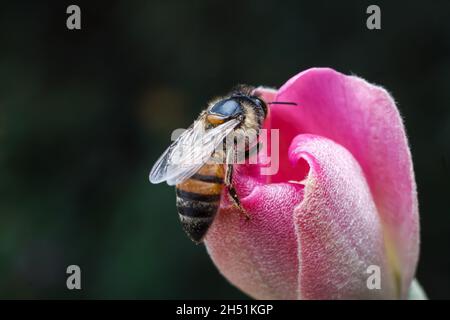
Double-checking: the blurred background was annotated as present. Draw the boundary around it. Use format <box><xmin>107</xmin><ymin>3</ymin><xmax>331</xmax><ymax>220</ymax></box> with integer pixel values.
<box><xmin>0</xmin><ymin>0</ymin><xmax>449</xmax><ymax>299</ymax></box>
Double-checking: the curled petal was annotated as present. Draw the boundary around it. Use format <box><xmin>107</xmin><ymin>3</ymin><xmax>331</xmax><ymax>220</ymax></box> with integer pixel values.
<box><xmin>289</xmin><ymin>135</ymin><xmax>395</xmax><ymax>299</ymax></box>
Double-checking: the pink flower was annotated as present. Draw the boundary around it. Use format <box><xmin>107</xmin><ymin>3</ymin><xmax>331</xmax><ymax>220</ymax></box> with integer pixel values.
<box><xmin>204</xmin><ymin>68</ymin><xmax>421</xmax><ymax>299</ymax></box>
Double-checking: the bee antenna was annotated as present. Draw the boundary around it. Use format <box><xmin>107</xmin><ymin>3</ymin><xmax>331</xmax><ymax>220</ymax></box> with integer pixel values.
<box><xmin>268</xmin><ymin>101</ymin><xmax>298</xmax><ymax>106</ymax></box>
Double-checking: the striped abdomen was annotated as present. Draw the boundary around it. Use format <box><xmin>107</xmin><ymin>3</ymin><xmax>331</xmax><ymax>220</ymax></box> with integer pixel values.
<box><xmin>175</xmin><ymin>164</ymin><xmax>224</xmax><ymax>243</ymax></box>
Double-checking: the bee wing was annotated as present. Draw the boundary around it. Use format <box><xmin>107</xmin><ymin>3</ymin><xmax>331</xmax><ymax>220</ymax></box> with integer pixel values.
<box><xmin>149</xmin><ymin>119</ymin><xmax>239</xmax><ymax>186</ymax></box>
<box><xmin>149</xmin><ymin>120</ymin><xmax>203</xmax><ymax>185</ymax></box>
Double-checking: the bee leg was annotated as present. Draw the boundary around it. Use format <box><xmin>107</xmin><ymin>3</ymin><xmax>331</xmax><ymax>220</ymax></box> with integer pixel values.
<box><xmin>225</xmin><ymin>163</ymin><xmax>250</xmax><ymax>220</ymax></box>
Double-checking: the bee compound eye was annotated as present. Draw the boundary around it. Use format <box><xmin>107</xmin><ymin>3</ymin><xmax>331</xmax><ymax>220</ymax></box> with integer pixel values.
<box><xmin>209</xmin><ymin>99</ymin><xmax>242</xmax><ymax>118</ymax></box>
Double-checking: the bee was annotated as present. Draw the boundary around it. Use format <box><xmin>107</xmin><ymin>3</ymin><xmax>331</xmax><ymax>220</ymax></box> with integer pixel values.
<box><xmin>149</xmin><ymin>85</ymin><xmax>268</xmax><ymax>243</ymax></box>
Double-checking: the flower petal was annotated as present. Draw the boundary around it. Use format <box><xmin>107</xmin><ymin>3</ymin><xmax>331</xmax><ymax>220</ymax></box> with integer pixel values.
<box><xmin>273</xmin><ymin>68</ymin><xmax>419</xmax><ymax>297</ymax></box>
<box><xmin>289</xmin><ymin>134</ymin><xmax>395</xmax><ymax>299</ymax></box>
<box><xmin>205</xmin><ymin>177</ymin><xmax>304</xmax><ymax>299</ymax></box>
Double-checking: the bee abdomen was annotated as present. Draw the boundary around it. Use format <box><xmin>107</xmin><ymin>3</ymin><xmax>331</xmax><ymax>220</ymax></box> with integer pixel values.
<box><xmin>176</xmin><ymin>197</ymin><xmax>219</xmax><ymax>218</ymax></box>
<box><xmin>176</xmin><ymin>198</ymin><xmax>219</xmax><ymax>243</ymax></box>
<box><xmin>175</xmin><ymin>166</ymin><xmax>224</xmax><ymax>243</ymax></box>
<box><xmin>176</xmin><ymin>189</ymin><xmax>221</xmax><ymax>202</ymax></box>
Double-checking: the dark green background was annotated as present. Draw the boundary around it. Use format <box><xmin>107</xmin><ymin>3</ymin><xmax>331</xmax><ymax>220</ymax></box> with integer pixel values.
<box><xmin>0</xmin><ymin>0</ymin><xmax>449</xmax><ymax>299</ymax></box>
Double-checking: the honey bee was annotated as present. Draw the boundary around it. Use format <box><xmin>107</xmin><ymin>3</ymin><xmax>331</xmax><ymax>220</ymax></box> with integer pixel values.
<box><xmin>149</xmin><ymin>85</ymin><xmax>268</xmax><ymax>243</ymax></box>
